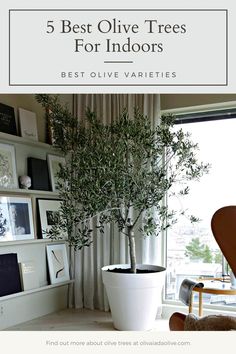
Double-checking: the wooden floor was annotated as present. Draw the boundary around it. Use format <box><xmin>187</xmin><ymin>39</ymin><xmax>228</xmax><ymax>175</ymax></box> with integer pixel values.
<box><xmin>7</xmin><ymin>308</ymin><xmax>169</xmax><ymax>331</ymax></box>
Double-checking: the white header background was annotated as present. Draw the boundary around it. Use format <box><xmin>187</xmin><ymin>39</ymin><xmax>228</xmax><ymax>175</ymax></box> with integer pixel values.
<box><xmin>0</xmin><ymin>0</ymin><xmax>236</xmax><ymax>93</ymax></box>
<box><xmin>1</xmin><ymin>1</ymin><xmax>236</xmax><ymax>354</ymax></box>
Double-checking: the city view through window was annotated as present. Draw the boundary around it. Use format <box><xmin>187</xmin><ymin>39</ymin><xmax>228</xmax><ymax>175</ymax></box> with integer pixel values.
<box><xmin>166</xmin><ymin>116</ymin><xmax>236</xmax><ymax>307</ymax></box>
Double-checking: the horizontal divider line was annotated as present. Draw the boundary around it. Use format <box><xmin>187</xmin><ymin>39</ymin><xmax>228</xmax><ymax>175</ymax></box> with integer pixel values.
<box><xmin>104</xmin><ymin>61</ymin><xmax>133</xmax><ymax>63</ymax></box>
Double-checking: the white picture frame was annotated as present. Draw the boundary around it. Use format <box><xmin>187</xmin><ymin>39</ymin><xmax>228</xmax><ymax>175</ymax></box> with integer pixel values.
<box><xmin>47</xmin><ymin>154</ymin><xmax>65</xmax><ymax>191</ymax></box>
<box><xmin>19</xmin><ymin>108</ymin><xmax>38</xmax><ymax>141</ymax></box>
<box><xmin>0</xmin><ymin>143</ymin><xmax>18</xmax><ymax>189</ymax></box>
<box><xmin>46</xmin><ymin>244</ymin><xmax>70</xmax><ymax>284</ymax></box>
<box><xmin>37</xmin><ymin>198</ymin><xmax>66</xmax><ymax>239</ymax></box>
<box><xmin>0</xmin><ymin>196</ymin><xmax>35</xmax><ymax>241</ymax></box>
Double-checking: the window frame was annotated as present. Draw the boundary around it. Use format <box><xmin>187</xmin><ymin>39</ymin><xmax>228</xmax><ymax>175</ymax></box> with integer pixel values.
<box><xmin>160</xmin><ymin>100</ymin><xmax>236</xmax><ymax>313</ymax></box>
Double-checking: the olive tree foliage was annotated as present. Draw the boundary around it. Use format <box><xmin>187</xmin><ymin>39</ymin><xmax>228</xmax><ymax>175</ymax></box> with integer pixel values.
<box><xmin>36</xmin><ymin>94</ymin><xmax>209</xmax><ymax>273</ymax></box>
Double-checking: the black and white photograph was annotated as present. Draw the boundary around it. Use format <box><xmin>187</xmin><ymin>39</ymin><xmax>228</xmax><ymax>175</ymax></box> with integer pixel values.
<box><xmin>46</xmin><ymin>243</ymin><xmax>70</xmax><ymax>284</ymax></box>
<box><xmin>0</xmin><ymin>196</ymin><xmax>34</xmax><ymax>241</ymax></box>
<box><xmin>37</xmin><ymin>198</ymin><xmax>65</xmax><ymax>239</ymax></box>
<box><xmin>46</xmin><ymin>210</ymin><xmax>60</xmax><ymax>226</ymax></box>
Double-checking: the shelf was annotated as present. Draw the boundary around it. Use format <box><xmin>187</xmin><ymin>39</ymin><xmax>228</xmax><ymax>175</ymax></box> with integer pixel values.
<box><xmin>0</xmin><ymin>188</ymin><xmax>59</xmax><ymax>197</ymax></box>
<box><xmin>0</xmin><ymin>280</ymin><xmax>74</xmax><ymax>302</ymax></box>
<box><xmin>0</xmin><ymin>238</ymin><xmax>66</xmax><ymax>247</ymax></box>
<box><xmin>0</xmin><ymin>131</ymin><xmax>54</xmax><ymax>150</ymax></box>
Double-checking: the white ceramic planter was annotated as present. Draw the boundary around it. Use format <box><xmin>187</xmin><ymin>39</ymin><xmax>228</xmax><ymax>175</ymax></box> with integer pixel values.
<box><xmin>102</xmin><ymin>264</ymin><xmax>166</xmax><ymax>331</ymax></box>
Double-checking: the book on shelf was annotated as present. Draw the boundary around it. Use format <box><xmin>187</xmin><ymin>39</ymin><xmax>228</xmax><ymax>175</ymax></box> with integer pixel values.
<box><xmin>19</xmin><ymin>261</ymin><xmax>39</xmax><ymax>291</ymax></box>
<box><xmin>0</xmin><ymin>253</ymin><xmax>22</xmax><ymax>296</ymax></box>
<box><xmin>27</xmin><ymin>157</ymin><xmax>51</xmax><ymax>191</ymax></box>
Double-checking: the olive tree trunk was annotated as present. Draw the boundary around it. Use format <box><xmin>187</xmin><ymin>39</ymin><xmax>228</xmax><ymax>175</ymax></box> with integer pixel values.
<box><xmin>127</xmin><ymin>226</ymin><xmax>137</xmax><ymax>273</ymax></box>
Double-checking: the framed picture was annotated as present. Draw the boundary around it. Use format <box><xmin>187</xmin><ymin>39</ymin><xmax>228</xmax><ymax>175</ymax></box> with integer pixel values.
<box><xmin>0</xmin><ymin>103</ymin><xmax>17</xmax><ymax>135</ymax></box>
<box><xmin>0</xmin><ymin>196</ymin><xmax>35</xmax><ymax>241</ymax></box>
<box><xmin>47</xmin><ymin>154</ymin><xmax>65</xmax><ymax>191</ymax></box>
<box><xmin>46</xmin><ymin>243</ymin><xmax>70</xmax><ymax>284</ymax></box>
<box><xmin>19</xmin><ymin>108</ymin><xmax>38</xmax><ymax>141</ymax></box>
<box><xmin>37</xmin><ymin>198</ymin><xmax>66</xmax><ymax>239</ymax></box>
<box><xmin>0</xmin><ymin>143</ymin><xmax>18</xmax><ymax>188</ymax></box>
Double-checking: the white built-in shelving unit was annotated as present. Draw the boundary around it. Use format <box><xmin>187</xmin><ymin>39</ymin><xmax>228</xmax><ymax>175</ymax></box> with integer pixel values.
<box><xmin>0</xmin><ymin>132</ymin><xmax>70</xmax><ymax>330</ymax></box>
<box><xmin>0</xmin><ymin>187</ymin><xmax>59</xmax><ymax>196</ymax></box>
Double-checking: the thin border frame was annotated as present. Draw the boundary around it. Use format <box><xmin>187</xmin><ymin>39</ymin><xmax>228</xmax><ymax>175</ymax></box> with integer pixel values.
<box><xmin>8</xmin><ymin>9</ymin><xmax>228</xmax><ymax>87</ymax></box>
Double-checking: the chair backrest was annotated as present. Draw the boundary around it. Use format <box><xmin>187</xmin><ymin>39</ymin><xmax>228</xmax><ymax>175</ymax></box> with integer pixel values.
<box><xmin>211</xmin><ymin>206</ymin><xmax>236</xmax><ymax>276</ymax></box>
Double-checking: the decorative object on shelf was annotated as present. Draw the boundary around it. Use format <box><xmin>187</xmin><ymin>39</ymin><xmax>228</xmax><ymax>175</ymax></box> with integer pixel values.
<box><xmin>47</xmin><ymin>154</ymin><xmax>66</xmax><ymax>191</ymax></box>
<box><xmin>0</xmin><ymin>196</ymin><xmax>35</xmax><ymax>241</ymax></box>
<box><xmin>37</xmin><ymin>198</ymin><xmax>66</xmax><ymax>239</ymax></box>
<box><xmin>0</xmin><ymin>143</ymin><xmax>18</xmax><ymax>189</ymax></box>
<box><xmin>0</xmin><ymin>253</ymin><xmax>22</xmax><ymax>296</ymax></box>
<box><xmin>46</xmin><ymin>243</ymin><xmax>70</xmax><ymax>284</ymax></box>
<box><xmin>18</xmin><ymin>108</ymin><xmax>38</xmax><ymax>141</ymax></box>
<box><xmin>19</xmin><ymin>260</ymin><xmax>39</xmax><ymax>291</ymax></box>
<box><xmin>0</xmin><ymin>103</ymin><xmax>17</xmax><ymax>136</ymax></box>
<box><xmin>27</xmin><ymin>157</ymin><xmax>50</xmax><ymax>191</ymax></box>
<box><xmin>19</xmin><ymin>175</ymin><xmax>31</xmax><ymax>189</ymax></box>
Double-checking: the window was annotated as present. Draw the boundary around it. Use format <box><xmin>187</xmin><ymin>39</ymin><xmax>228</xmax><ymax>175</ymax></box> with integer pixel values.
<box><xmin>166</xmin><ymin>109</ymin><xmax>236</xmax><ymax>307</ymax></box>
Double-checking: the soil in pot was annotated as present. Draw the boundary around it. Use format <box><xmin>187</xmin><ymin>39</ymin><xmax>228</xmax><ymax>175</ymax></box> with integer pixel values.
<box><xmin>107</xmin><ymin>268</ymin><xmax>159</xmax><ymax>274</ymax></box>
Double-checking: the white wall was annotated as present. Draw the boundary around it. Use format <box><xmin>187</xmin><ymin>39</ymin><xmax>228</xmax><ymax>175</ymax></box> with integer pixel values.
<box><xmin>0</xmin><ymin>94</ymin><xmax>73</xmax><ymax>143</ymax></box>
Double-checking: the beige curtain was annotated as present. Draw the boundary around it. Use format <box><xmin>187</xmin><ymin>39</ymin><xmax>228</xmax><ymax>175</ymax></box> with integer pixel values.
<box><xmin>73</xmin><ymin>94</ymin><xmax>161</xmax><ymax>310</ymax></box>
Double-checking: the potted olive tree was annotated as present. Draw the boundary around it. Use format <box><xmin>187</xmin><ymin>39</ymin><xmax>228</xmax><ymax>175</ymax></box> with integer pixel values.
<box><xmin>36</xmin><ymin>94</ymin><xmax>209</xmax><ymax>330</ymax></box>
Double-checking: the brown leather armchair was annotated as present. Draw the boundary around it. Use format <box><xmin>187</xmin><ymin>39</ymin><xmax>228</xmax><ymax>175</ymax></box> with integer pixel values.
<box><xmin>169</xmin><ymin>206</ymin><xmax>236</xmax><ymax>331</ymax></box>
<box><xmin>169</xmin><ymin>312</ymin><xmax>236</xmax><ymax>331</ymax></box>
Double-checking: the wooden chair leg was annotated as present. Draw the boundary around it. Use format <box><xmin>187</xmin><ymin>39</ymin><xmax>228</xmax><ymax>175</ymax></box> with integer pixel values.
<box><xmin>189</xmin><ymin>292</ymin><xmax>193</xmax><ymax>313</ymax></box>
<box><xmin>199</xmin><ymin>292</ymin><xmax>203</xmax><ymax>316</ymax></box>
